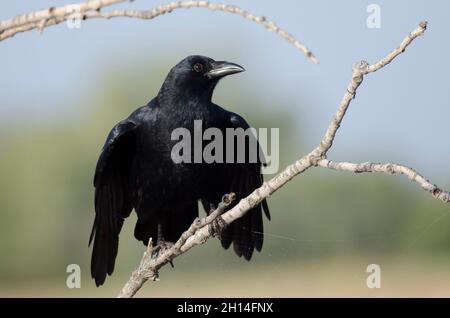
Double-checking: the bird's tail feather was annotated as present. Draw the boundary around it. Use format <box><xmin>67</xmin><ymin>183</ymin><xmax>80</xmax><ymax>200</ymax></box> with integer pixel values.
<box><xmin>90</xmin><ymin>185</ymin><xmax>123</xmax><ymax>287</ymax></box>
<box><xmin>220</xmin><ymin>173</ymin><xmax>269</xmax><ymax>260</ymax></box>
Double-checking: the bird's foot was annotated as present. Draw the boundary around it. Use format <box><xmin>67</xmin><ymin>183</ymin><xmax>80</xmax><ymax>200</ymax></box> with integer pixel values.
<box><xmin>151</xmin><ymin>240</ymin><xmax>175</xmax><ymax>268</ymax></box>
<box><xmin>209</xmin><ymin>216</ymin><xmax>227</xmax><ymax>238</ymax></box>
<box><xmin>151</xmin><ymin>240</ymin><xmax>174</xmax><ymax>257</ymax></box>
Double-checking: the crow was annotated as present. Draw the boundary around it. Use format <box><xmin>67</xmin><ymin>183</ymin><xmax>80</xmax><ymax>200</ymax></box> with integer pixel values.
<box><xmin>89</xmin><ymin>55</ymin><xmax>270</xmax><ymax>286</ymax></box>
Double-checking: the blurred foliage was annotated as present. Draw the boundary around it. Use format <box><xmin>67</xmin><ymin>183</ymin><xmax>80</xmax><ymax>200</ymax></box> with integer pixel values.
<box><xmin>0</xmin><ymin>55</ymin><xmax>450</xmax><ymax>296</ymax></box>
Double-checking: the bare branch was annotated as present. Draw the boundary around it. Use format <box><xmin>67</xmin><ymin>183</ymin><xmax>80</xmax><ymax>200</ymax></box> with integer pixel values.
<box><xmin>367</xmin><ymin>21</ymin><xmax>428</xmax><ymax>73</ymax></box>
<box><xmin>117</xmin><ymin>21</ymin><xmax>442</xmax><ymax>297</ymax></box>
<box><xmin>317</xmin><ymin>159</ymin><xmax>450</xmax><ymax>203</ymax></box>
<box><xmin>117</xmin><ymin>193</ymin><xmax>236</xmax><ymax>298</ymax></box>
<box><xmin>0</xmin><ymin>0</ymin><xmax>127</xmax><ymax>33</ymax></box>
<box><xmin>314</xmin><ymin>21</ymin><xmax>427</xmax><ymax>158</ymax></box>
<box><xmin>0</xmin><ymin>0</ymin><xmax>319</xmax><ymax>64</ymax></box>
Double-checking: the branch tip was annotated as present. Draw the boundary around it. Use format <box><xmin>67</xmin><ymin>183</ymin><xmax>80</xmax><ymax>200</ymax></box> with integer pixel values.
<box><xmin>419</xmin><ymin>21</ymin><xmax>428</xmax><ymax>30</ymax></box>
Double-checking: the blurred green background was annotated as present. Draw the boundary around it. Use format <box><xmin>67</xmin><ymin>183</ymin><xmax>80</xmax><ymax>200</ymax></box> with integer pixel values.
<box><xmin>1</xmin><ymin>0</ymin><xmax>450</xmax><ymax>297</ymax></box>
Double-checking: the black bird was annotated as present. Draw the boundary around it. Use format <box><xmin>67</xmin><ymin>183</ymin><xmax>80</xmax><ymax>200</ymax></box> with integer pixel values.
<box><xmin>90</xmin><ymin>55</ymin><xmax>270</xmax><ymax>286</ymax></box>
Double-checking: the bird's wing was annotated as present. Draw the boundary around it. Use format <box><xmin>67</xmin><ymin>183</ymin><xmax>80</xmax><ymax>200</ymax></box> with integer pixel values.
<box><xmin>90</xmin><ymin>119</ymin><xmax>137</xmax><ymax>286</ymax></box>
<box><xmin>203</xmin><ymin>111</ymin><xmax>270</xmax><ymax>261</ymax></box>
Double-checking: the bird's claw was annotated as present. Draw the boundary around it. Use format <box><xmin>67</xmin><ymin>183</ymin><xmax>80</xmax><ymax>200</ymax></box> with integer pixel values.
<box><xmin>209</xmin><ymin>216</ymin><xmax>226</xmax><ymax>238</ymax></box>
<box><xmin>151</xmin><ymin>240</ymin><xmax>175</xmax><ymax>258</ymax></box>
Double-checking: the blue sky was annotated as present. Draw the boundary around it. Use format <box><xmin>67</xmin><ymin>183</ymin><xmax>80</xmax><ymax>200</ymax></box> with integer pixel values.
<box><xmin>1</xmin><ymin>0</ymin><xmax>449</xmax><ymax>183</ymax></box>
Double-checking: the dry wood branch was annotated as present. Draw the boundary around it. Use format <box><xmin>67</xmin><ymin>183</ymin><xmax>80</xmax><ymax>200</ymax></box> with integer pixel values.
<box><xmin>1</xmin><ymin>2</ymin><xmax>441</xmax><ymax>298</ymax></box>
<box><xmin>117</xmin><ymin>193</ymin><xmax>236</xmax><ymax>298</ymax></box>
<box><xmin>0</xmin><ymin>0</ymin><xmax>318</xmax><ymax>64</ymax></box>
<box><xmin>117</xmin><ymin>21</ymin><xmax>439</xmax><ymax>297</ymax></box>
<box><xmin>0</xmin><ymin>0</ymin><xmax>126</xmax><ymax>32</ymax></box>
<box><xmin>317</xmin><ymin>159</ymin><xmax>450</xmax><ymax>203</ymax></box>
<box><xmin>315</xmin><ymin>21</ymin><xmax>427</xmax><ymax>157</ymax></box>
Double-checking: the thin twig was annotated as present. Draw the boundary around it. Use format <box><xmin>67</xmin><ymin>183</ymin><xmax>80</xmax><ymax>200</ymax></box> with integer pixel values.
<box><xmin>317</xmin><ymin>159</ymin><xmax>450</xmax><ymax>203</ymax></box>
<box><xmin>0</xmin><ymin>0</ymin><xmax>319</xmax><ymax>64</ymax></box>
<box><xmin>0</xmin><ymin>0</ymin><xmax>126</xmax><ymax>32</ymax></box>
<box><xmin>314</xmin><ymin>21</ymin><xmax>427</xmax><ymax>158</ymax></box>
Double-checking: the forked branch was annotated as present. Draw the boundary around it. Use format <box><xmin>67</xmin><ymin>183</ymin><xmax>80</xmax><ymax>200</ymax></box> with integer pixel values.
<box><xmin>117</xmin><ymin>21</ymin><xmax>440</xmax><ymax>298</ymax></box>
<box><xmin>0</xmin><ymin>0</ymin><xmax>318</xmax><ymax>64</ymax></box>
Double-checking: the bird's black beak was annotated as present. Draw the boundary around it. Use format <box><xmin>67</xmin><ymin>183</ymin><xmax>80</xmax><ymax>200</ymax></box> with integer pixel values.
<box><xmin>206</xmin><ymin>61</ymin><xmax>245</xmax><ymax>79</ymax></box>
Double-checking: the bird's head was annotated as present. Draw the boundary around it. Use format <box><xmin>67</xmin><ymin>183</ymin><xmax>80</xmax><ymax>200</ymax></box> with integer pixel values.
<box><xmin>158</xmin><ymin>55</ymin><xmax>245</xmax><ymax>102</ymax></box>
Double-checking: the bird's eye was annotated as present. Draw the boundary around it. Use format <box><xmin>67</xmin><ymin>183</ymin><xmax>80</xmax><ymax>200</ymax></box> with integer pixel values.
<box><xmin>193</xmin><ymin>63</ymin><xmax>204</xmax><ymax>73</ymax></box>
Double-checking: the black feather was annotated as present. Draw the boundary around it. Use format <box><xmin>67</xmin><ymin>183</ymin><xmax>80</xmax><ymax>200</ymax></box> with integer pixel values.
<box><xmin>90</xmin><ymin>55</ymin><xmax>271</xmax><ymax>286</ymax></box>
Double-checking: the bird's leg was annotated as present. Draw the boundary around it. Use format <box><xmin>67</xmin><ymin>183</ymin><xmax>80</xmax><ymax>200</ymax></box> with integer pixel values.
<box><xmin>210</xmin><ymin>216</ymin><xmax>227</xmax><ymax>238</ymax></box>
<box><xmin>157</xmin><ymin>222</ymin><xmax>165</xmax><ymax>244</ymax></box>
<box><xmin>152</xmin><ymin>222</ymin><xmax>175</xmax><ymax>268</ymax></box>
<box><xmin>209</xmin><ymin>203</ymin><xmax>227</xmax><ymax>238</ymax></box>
